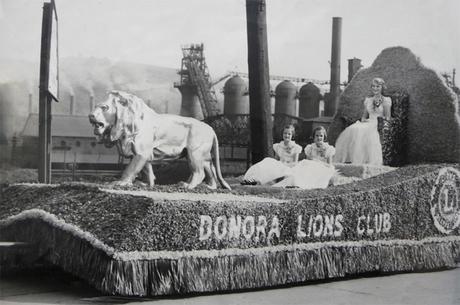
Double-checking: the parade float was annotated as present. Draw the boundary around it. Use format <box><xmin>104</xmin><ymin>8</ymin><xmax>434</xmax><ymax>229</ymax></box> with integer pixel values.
<box><xmin>1</xmin><ymin>47</ymin><xmax>459</xmax><ymax>296</ymax></box>
<box><xmin>1</xmin><ymin>164</ymin><xmax>459</xmax><ymax>296</ymax></box>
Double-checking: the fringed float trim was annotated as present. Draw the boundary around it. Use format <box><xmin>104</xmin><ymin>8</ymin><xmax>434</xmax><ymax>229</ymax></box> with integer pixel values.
<box><xmin>1</xmin><ymin>209</ymin><xmax>460</xmax><ymax>296</ymax></box>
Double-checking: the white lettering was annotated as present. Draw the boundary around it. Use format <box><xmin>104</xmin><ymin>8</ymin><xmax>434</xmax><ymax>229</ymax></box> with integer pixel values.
<box><xmin>242</xmin><ymin>216</ymin><xmax>255</xmax><ymax>240</ymax></box>
<box><xmin>297</xmin><ymin>214</ymin><xmax>343</xmax><ymax>239</ymax></box>
<box><xmin>228</xmin><ymin>215</ymin><xmax>242</xmax><ymax>239</ymax></box>
<box><xmin>297</xmin><ymin>215</ymin><xmax>306</xmax><ymax>238</ymax></box>
<box><xmin>323</xmin><ymin>215</ymin><xmax>335</xmax><ymax>237</ymax></box>
<box><xmin>214</xmin><ymin>216</ymin><xmax>227</xmax><ymax>240</ymax></box>
<box><xmin>199</xmin><ymin>215</ymin><xmax>212</xmax><ymax>241</ymax></box>
<box><xmin>334</xmin><ymin>214</ymin><xmax>344</xmax><ymax>237</ymax></box>
<box><xmin>442</xmin><ymin>187</ymin><xmax>454</xmax><ymax>212</ymax></box>
<box><xmin>255</xmin><ymin>216</ymin><xmax>267</xmax><ymax>241</ymax></box>
<box><xmin>307</xmin><ymin>215</ymin><xmax>313</xmax><ymax>237</ymax></box>
<box><xmin>366</xmin><ymin>215</ymin><xmax>374</xmax><ymax>235</ymax></box>
<box><xmin>268</xmin><ymin>216</ymin><xmax>280</xmax><ymax>242</ymax></box>
<box><xmin>383</xmin><ymin>212</ymin><xmax>391</xmax><ymax>232</ymax></box>
<box><xmin>374</xmin><ymin>214</ymin><xmax>383</xmax><ymax>234</ymax></box>
<box><xmin>313</xmin><ymin>215</ymin><xmax>324</xmax><ymax>237</ymax></box>
<box><xmin>357</xmin><ymin>213</ymin><xmax>391</xmax><ymax>236</ymax></box>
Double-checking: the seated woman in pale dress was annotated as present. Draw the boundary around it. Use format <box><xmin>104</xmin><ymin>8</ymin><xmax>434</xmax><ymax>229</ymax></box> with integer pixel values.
<box><xmin>242</xmin><ymin>125</ymin><xmax>302</xmax><ymax>185</ymax></box>
<box><xmin>273</xmin><ymin>126</ymin><xmax>336</xmax><ymax>189</ymax></box>
<box><xmin>334</xmin><ymin>77</ymin><xmax>392</xmax><ymax>165</ymax></box>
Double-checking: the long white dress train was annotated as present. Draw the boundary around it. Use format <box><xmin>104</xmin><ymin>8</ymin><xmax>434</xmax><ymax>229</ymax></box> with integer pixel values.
<box><xmin>273</xmin><ymin>143</ymin><xmax>336</xmax><ymax>189</ymax></box>
<box><xmin>243</xmin><ymin>141</ymin><xmax>302</xmax><ymax>185</ymax></box>
<box><xmin>334</xmin><ymin>97</ymin><xmax>391</xmax><ymax>165</ymax></box>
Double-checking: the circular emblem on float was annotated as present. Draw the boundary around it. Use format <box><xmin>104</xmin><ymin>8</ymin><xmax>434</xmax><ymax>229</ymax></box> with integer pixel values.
<box><xmin>430</xmin><ymin>167</ymin><xmax>460</xmax><ymax>234</ymax></box>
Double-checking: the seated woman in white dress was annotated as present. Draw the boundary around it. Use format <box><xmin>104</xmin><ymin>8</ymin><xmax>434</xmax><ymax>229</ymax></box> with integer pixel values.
<box><xmin>304</xmin><ymin>126</ymin><xmax>336</xmax><ymax>165</ymax></box>
<box><xmin>334</xmin><ymin>77</ymin><xmax>392</xmax><ymax>165</ymax></box>
<box><xmin>273</xmin><ymin>126</ymin><xmax>336</xmax><ymax>189</ymax></box>
<box><xmin>242</xmin><ymin>125</ymin><xmax>302</xmax><ymax>185</ymax></box>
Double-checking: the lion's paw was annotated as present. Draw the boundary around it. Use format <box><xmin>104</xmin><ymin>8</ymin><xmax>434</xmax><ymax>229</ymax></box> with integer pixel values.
<box><xmin>134</xmin><ymin>180</ymin><xmax>147</xmax><ymax>187</ymax></box>
<box><xmin>110</xmin><ymin>180</ymin><xmax>133</xmax><ymax>187</ymax></box>
<box><xmin>178</xmin><ymin>181</ymin><xmax>189</xmax><ymax>188</ymax></box>
<box><xmin>205</xmin><ymin>183</ymin><xmax>217</xmax><ymax>190</ymax></box>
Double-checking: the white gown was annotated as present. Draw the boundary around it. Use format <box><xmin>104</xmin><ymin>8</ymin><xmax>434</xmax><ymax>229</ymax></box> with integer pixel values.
<box><xmin>273</xmin><ymin>143</ymin><xmax>336</xmax><ymax>189</ymax></box>
<box><xmin>243</xmin><ymin>141</ymin><xmax>302</xmax><ymax>185</ymax></box>
<box><xmin>334</xmin><ymin>97</ymin><xmax>391</xmax><ymax>165</ymax></box>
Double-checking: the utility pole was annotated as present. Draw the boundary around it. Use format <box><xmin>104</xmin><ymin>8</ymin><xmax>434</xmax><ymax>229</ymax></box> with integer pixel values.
<box><xmin>38</xmin><ymin>2</ymin><xmax>53</xmax><ymax>183</ymax></box>
<box><xmin>38</xmin><ymin>0</ymin><xmax>59</xmax><ymax>183</ymax></box>
<box><xmin>246</xmin><ymin>0</ymin><xmax>273</xmax><ymax>163</ymax></box>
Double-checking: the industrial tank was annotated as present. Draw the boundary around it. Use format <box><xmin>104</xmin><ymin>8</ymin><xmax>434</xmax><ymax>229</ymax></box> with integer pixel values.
<box><xmin>179</xmin><ymin>85</ymin><xmax>203</xmax><ymax>120</ymax></box>
<box><xmin>299</xmin><ymin>82</ymin><xmax>321</xmax><ymax>119</ymax></box>
<box><xmin>274</xmin><ymin>80</ymin><xmax>297</xmax><ymax>116</ymax></box>
<box><xmin>223</xmin><ymin>76</ymin><xmax>249</xmax><ymax>115</ymax></box>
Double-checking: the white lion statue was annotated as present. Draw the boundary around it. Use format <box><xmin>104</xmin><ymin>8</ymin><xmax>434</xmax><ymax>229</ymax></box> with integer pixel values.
<box><xmin>88</xmin><ymin>91</ymin><xmax>231</xmax><ymax>190</ymax></box>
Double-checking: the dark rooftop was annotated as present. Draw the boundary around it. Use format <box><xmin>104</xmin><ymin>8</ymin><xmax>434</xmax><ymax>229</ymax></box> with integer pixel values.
<box><xmin>21</xmin><ymin>113</ymin><xmax>94</xmax><ymax>138</ymax></box>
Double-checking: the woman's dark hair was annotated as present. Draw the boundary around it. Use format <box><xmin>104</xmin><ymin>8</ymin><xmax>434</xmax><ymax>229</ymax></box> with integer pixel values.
<box><xmin>312</xmin><ymin>126</ymin><xmax>327</xmax><ymax>141</ymax></box>
<box><xmin>283</xmin><ymin>124</ymin><xmax>296</xmax><ymax>139</ymax></box>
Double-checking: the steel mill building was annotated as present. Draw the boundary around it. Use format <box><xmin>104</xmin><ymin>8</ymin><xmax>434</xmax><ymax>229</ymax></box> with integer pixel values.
<box><xmin>20</xmin><ymin>112</ymin><xmax>120</xmax><ymax>169</ymax></box>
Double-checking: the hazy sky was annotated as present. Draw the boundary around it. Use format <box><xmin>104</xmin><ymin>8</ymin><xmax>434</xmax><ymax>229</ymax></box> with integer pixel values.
<box><xmin>1</xmin><ymin>0</ymin><xmax>459</xmax><ymax>81</ymax></box>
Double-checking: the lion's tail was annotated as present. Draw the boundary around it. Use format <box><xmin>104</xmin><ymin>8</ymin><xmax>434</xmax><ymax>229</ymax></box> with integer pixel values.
<box><xmin>212</xmin><ymin>134</ymin><xmax>232</xmax><ymax>190</ymax></box>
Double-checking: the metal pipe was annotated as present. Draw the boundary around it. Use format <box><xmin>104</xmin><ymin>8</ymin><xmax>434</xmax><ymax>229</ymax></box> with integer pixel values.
<box><xmin>348</xmin><ymin>58</ymin><xmax>362</xmax><ymax>83</ymax></box>
<box><xmin>326</xmin><ymin>17</ymin><xmax>342</xmax><ymax>116</ymax></box>
<box><xmin>89</xmin><ymin>95</ymin><xmax>94</xmax><ymax>112</ymax></box>
<box><xmin>69</xmin><ymin>94</ymin><xmax>74</xmax><ymax>115</ymax></box>
<box><xmin>28</xmin><ymin>93</ymin><xmax>33</xmax><ymax>114</ymax></box>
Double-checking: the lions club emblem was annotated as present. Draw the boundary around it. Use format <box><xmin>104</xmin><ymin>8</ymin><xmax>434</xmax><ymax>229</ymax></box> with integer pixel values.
<box><xmin>430</xmin><ymin>167</ymin><xmax>460</xmax><ymax>234</ymax></box>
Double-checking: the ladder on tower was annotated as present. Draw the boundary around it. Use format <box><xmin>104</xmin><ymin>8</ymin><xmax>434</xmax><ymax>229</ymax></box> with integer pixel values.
<box><xmin>185</xmin><ymin>60</ymin><xmax>219</xmax><ymax>118</ymax></box>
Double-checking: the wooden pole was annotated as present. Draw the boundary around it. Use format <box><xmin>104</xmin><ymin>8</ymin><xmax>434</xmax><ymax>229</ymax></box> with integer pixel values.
<box><xmin>246</xmin><ymin>0</ymin><xmax>273</xmax><ymax>163</ymax></box>
<box><xmin>38</xmin><ymin>2</ymin><xmax>53</xmax><ymax>183</ymax></box>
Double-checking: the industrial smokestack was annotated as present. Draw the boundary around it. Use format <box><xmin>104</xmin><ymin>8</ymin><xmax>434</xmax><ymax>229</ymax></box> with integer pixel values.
<box><xmin>348</xmin><ymin>58</ymin><xmax>362</xmax><ymax>83</ymax></box>
<box><xmin>246</xmin><ymin>0</ymin><xmax>273</xmax><ymax>163</ymax></box>
<box><xmin>89</xmin><ymin>95</ymin><xmax>94</xmax><ymax>112</ymax></box>
<box><xmin>28</xmin><ymin>93</ymin><xmax>33</xmax><ymax>114</ymax></box>
<box><xmin>70</xmin><ymin>94</ymin><xmax>74</xmax><ymax>115</ymax></box>
<box><xmin>453</xmin><ymin>68</ymin><xmax>457</xmax><ymax>87</ymax></box>
<box><xmin>326</xmin><ymin>17</ymin><xmax>342</xmax><ymax>117</ymax></box>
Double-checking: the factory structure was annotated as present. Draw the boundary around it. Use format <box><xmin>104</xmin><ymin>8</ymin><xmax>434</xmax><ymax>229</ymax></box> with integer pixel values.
<box><xmin>13</xmin><ymin>52</ymin><xmax>360</xmax><ymax>169</ymax></box>
<box><xmin>175</xmin><ymin>18</ymin><xmax>359</xmax><ymax>157</ymax></box>
<box><xmin>173</xmin><ymin>18</ymin><xmax>360</xmax><ymax>161</ymax></box>
<box><xmin>14</xmin><ymin>94</ymin><xmax>120</xmax><ymax>169</ymax></box>
<box><xmin>13</xmin><ymin>58</ymin><xmax>361</xmax><ymax>170</ymax></box>
<box><xmin>11</xmin><ymin>17</ymin><xmax>362</xmax><ymax>169</ymax></box>
<box><xmin>175</xmin><ymin>43</ymin><xmax>348</xmax><ymax>122</ymax></box>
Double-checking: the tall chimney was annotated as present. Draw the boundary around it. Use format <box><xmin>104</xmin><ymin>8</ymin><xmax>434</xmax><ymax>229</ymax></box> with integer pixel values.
<box><xmin>70</xmin><ymin>94</ymin><xmax>74</xmax><ymax>115</ymax></box>
<box><xmin>28</xmin><ymin>93</ymin><xmax>33</xmax><ymax>114</ymax></box>
<box><xmin>89</xmin><ymin>95</ymin><xmax>94</xmax><ymax>112</ymax></box>
<box><xmin>453</xmin><ymin>68</ymin><xmax>457</xmax><ymax>87</ymax></box>
<box><xmin>326</xmin><ymin>17</ymin><xmax>342</xmax><ymax>117</ymax></box>
<box><xmin>246</xmin><ymin>0</ymin><xmax>273</xmax><ymax>163</ymax></box>
<box><xmin>348</xmin><ymin>58</ymin><xmax>362</xmax><ymax>83</ymax></box>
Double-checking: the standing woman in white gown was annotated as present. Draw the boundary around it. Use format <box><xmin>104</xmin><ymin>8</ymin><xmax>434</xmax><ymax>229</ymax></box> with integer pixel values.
<box><xmin>242</xmin><ymin>124</ymin><xmax>302</xmax><ymax>185</ymax></box>
<box><xmin>334</xmin><ymin>77</ymin><xmax>392</xmax><ymax>165</ymax></box>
